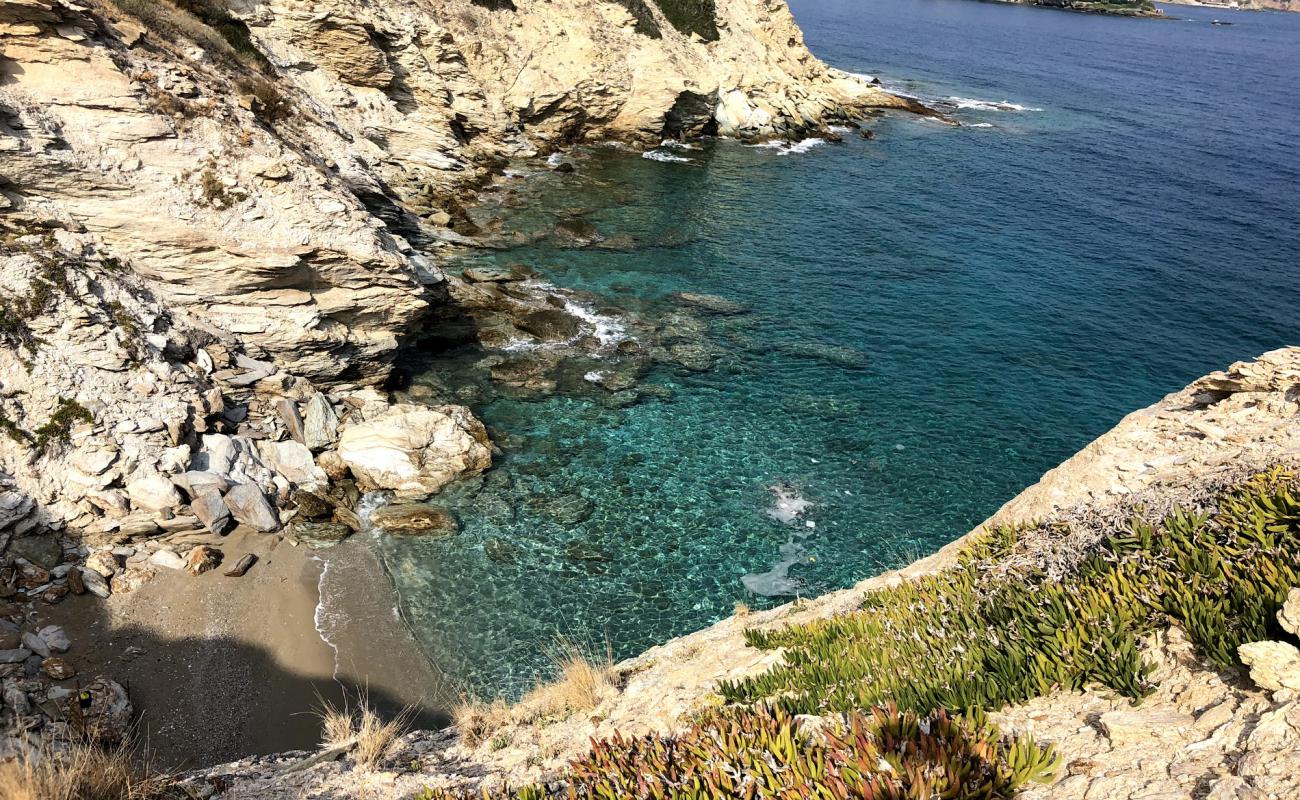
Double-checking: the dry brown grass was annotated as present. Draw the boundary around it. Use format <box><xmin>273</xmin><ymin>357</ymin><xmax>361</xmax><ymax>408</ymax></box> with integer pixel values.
<box><xmin>451</xmin><ymin>696</ymin><xmax>512</xmax><ymax>748</ymax></box>
<box><xmin>514</xmin><ymin>637</ymin><xmax>616</xmax><ymax>724</ymax></box>
<box><xmin>0</xmin><ymin>743</ymin><xmax>170</xmax><ymax>800</ymax></box>
<box><xmin>733</xmin><ymin>601</ymin><xmax>752</xmax><ymax>617</ymax></box>
<box><xmin>452</xmin><ymin>637</ymin><xmax>616</xmax><ymax>750</ymax></box>
<box><xmin>315</xmin><ymin>692</ymin><xmax>413</xmax><ymax>770</ymax></box>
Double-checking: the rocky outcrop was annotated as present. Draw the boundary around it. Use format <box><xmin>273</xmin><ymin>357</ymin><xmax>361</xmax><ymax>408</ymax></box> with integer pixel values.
<box><xmin>1</xmin><ymin>0</ymin><xmax>910</xmax><ymax>394</ymax></box>
<box><xmin>337</xmin><ymin>403</ymin><xmax>491</xmax><ymax>498</ymax></box>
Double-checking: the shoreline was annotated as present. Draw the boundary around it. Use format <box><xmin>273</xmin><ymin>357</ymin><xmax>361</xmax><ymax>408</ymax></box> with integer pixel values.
<box><xmin>42</xmin><ymin>529</ymin><xmax>446</xmax><ymax>769</ymax></box>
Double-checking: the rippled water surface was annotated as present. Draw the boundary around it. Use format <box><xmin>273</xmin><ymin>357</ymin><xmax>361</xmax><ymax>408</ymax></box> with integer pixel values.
<box><xmin>379</xmin><ymin>0</ymin><xmax>1300</xmax><ymax>694</ymax></box>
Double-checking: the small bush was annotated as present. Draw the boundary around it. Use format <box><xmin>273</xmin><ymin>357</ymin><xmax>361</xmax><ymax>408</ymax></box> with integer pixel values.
<box><xmin>452</xmin><ymin>695</ymin><xmax>512</xmax><ymax>748</ymax></box>
<box><xmin>515</xmin><ymin>637</ymin><xmax>615</xmax><ymax>722</ymax></box>
<box><xmin>315</xmin><ymin>694</ymin><xmax>412</xmax><ymax>770</ymax></box>
<box><xmin>0</xmin><ymin>409</ymin><xmax>28</xmax><ymax>444</ymax></box>
<box><xmin>236</xmin><ymin>76</ymin><xmax>293</xmax><ymax>125</ymax></box>
<box><xmin>651</xmin><ymin>0</ymin><xmax>718</xmax><ymax>41</ymax></box>
<box><xmin>32</xmin><ymin>398</ymin><xmax>95</xmax><ymax>453</ymax></box>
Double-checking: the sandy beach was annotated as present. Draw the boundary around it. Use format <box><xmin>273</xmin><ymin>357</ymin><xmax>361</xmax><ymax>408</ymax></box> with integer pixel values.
<box><xmin>42</xmin><ymin>528</ymin><xmax>448</xmax><ymax>769</ymax></box>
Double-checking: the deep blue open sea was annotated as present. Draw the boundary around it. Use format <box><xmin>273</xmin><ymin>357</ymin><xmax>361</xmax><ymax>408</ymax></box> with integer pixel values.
<box><xmin>383</xmin><ymin>0</ymin><xmax>1300</xmax><ymax>695</ymax></box>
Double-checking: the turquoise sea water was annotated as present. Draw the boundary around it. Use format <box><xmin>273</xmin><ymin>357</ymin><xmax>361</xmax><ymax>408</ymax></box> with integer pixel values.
<box><xmin>382</xmin><ymin>0</ymin><xmax>1300</xmax><ymax>695</ymax></box>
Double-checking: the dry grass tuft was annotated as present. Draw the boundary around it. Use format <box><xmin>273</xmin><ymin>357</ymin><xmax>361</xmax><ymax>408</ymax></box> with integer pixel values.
<box><xmin>0</xmin><ymin>742</ymin><xmax>169</xmax><ymax>800</ymax></box>
<box><xmin>451</xmin><ymin>696</ymin><xmax>512</xmax><ymax>748</ymax></box>
<box><xmin>733</xmin><ymin>601</ymin><xmax>751</xmax><ymax>617</ymax></box>
<box><xmin>452</xmin><ymin>637</ymin><xmax>616</xmax><ymax>750</ymax></box>
<box><xmin>315</xmin><ymin>692</ymin><xmax>413</xmax><ymax>770</ymax></box>
<box><xmin>516</xmin><ymin>637</ymin><xmax>615</xmax><ymax>723</ymax></box>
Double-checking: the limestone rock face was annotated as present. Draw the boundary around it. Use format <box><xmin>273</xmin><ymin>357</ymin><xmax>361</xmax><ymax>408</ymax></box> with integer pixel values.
<box><xmin>1239</xmin><ymin>641</ymin><xmax>1300</xmax><ymax>692</ymax></box>
<box><xmin>1</xmin><ymin>0</ymin><xmax>907</xmax><ymax>388</ymax></box>
<box><xmin>337</xmin><ymin>404</ymin><xmax>491</xmax><ymax>498</ymax></box>
<box><xmin>1279</xmin><ymin>588</ymin><xmax>1300</xmax><ymax>636</ymax></box>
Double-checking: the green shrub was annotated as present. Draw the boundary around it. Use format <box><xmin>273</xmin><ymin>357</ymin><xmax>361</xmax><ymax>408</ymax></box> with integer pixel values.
<box><xmin>32</xmin><ymin>398</ymin><xmax>94</xmax><ymax>454</ymax></box>
<box><xmin>651</xmin><ymin>0</ymin><xmax>718</xmax><ymax>41</ymax></box>
<box><xmin>720</xmin><ymin>469</ymin><xmax>1300</xmax><ymax>716</ymax></box>
<box><xmin>0</xmin><ymin>411</ymin><xmax>27</xmax><ymax>445</ymax></box>
<box><xmin>417</xmin><ymin>704</ymin><xmax>1057</xmax><ymax>799</ymax></box>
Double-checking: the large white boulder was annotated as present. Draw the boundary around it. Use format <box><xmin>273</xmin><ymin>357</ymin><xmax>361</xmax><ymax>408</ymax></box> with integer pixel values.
<box><xmin>337</xmin><ymin>404</ymin><xmax>491</xmax><ymax>499</ymax></box>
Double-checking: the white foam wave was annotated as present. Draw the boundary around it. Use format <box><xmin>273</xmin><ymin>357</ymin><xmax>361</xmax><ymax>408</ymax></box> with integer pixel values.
<box><xmin>312</xmin><ymin>556</ymin><xmax>343</xmax><ymax>681</ymax></box>
<box><xmin>495</xmin><ymin>281</ymin><xmax>630</xmax><ymax>353</ymax></box>
<box><xmin>642</xmin><ymin>149</ymin><xmax>693</xmax><ymax>163</ymax></box>
<box><xmin>748</xmin><ymin>137</ymin><xmax>826</xmax><ymax>156</ymax></box>
<box><xmin>765</xmin><ymin>483</ymin><xmax>813</xmax><ymax>525</ymax></box>
<box><xmin>946</xmin><ymin>96</ymin><xmax>1043</xmax><ymax>112</ymax></box>
<box><xmin>563</xmin><ymin>297</ymin><xmax>628</xmax><ymax>348</ymax></box>
<box><xmin>967</xmin><ymin>122</ymin><xmax>995</xmax><ymax>129</ymax></box>
<box><xmin>546</xmin><ymin>152</ymin><xmax>565</xmax><ymax>166</ymax></box>
<box><xmin>744</xmin><ymin>484</ymin><xmax>818</xmax><ymax>597</ymax></box>
<box><xmin>659</xmin><ymin>139</ymin><xmax>702</xmax><ymax>151</ymax></box>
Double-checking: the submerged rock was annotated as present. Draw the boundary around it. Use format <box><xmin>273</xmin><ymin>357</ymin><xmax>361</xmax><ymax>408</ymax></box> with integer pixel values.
<box><xmin>370</xmin><ymin>503</ymin><xmax>459</xmax><ymax>537</ymax></box>
<box><xmin>564</xmin><ymin>539</ymin><xmax>612</xmax><ymax>562</ymax></box>
<box><xmin>516</xmin><ymin>309</ymin><xmax>581</xmax><ymax>341</ymax></box>
<box><xmin>337</xmin><ymin>404</ymin><xmax>492</xmax><ymax>499</ymax></box>
<box><xmin>484</xmin><ymin>537</ymin><xmax>522</xmax><ymax>563</ymax></box>
<box><xmin>673</xmin><ymin>292</ymin><xmax>749</xmax><ymax>315</ymax></box>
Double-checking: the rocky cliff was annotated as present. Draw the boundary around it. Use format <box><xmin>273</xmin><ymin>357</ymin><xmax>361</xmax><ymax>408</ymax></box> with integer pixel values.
<box><xmin>0</xmin><ymin>0</ymin><xmax>907</xmax><ymax>386</ymax></box>
<box><xmin>0</xmin><ymin>0</ymin><xmax>916</xmax><ymax>576</ymax></box>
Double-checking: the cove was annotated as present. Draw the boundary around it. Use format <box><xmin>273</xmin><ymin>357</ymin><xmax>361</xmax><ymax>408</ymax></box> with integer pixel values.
<box><xmin>379</xmin><ymin>0</ymin><xmax>1300</xmax><ymax>696</ymax></box>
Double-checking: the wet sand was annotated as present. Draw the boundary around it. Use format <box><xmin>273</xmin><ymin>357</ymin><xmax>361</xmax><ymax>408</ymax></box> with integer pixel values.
<box><xmin>45</xmin><ymin>528</ymin><xmax>449</xmax><ymax>768</ymax></box>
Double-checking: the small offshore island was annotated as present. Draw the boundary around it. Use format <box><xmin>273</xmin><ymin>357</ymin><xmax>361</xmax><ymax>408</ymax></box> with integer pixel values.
<box><xmin>2</xmin><ymin>0</ymin><xmax>1300</xmax><ymax>797</ymax></box>
<box><xmin>983</xmin><ymin>0</ymin><xmax>1163</xmax><ymax>17</ymax></box>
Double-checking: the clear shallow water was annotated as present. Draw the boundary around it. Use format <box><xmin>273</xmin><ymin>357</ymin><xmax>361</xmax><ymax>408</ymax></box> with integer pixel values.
<box><xmin>380</xmin><ymin>0</ymin><xmax>1300</xmax><ymax>695</ymax></box>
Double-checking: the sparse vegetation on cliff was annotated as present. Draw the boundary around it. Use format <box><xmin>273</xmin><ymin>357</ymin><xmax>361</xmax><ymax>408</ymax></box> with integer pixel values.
<box><xmin>421</xmin><ymin>704</ymin><xmax>1057</xmax><ymax>799</ymax></box>
<box><xmin>31</xmin><ymin>398</ymin><xmax>95</xmax><ymax>453</ymax></box>
<box><xmin>720</xmin><ymin>469</ymin><xmax>1300</xmax><ymax>716</ymax></box>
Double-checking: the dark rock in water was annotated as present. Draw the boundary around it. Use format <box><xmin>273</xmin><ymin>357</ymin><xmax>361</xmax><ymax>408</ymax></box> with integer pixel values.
<box><xmin>673</xmin><ymin>292</ymin><xmax>748</xmax><ymax>315</ymax></box>
<box><xmin>294</xmin><ymin>490</ymin><xmax>333</xmax><ymax>521</ymax></box>
<box><xmin>553</xmin><ymin>218</ymin><xmax>603</xmax><ymax>246</ymax></box>
<box><xmin>8</xmin><ymin>537</ymin><xmax>62</xmax><ymax>569</ymax></box>
<box><xmin>516</xmin><ymin>309</ymin><xmax>581</xmax><ymax>341</ymax></box>
<box><xmin>564</xmin><ymin>540</ymin><xmax>612</xmax><ymax>562</ymax></box>
<box><xmin>861</xmin><ymin>129</ymin><xmax>875</xmax><ymax>140</ymax></box>
<box><xmin>602</xmin><ymin>390</ymin><xmax>641</xmax><ymax>409</ymax></box>
<box><xmin>463</xmin><ymin>266</ymin><xmax>520</xmax><ymax>283</ymax></box>
<box><xmin>484</xmin><ymin>537</ymin><xmax>521</xmax><ymax>564</ymax></box>
<box><xmin>538</xmin><ymin>493</ymin><xmax>595</xmax><ymax>525</ymax></box>
<box><xmin>553</xmin><ymin>162</ymin><xmax>575</xmax><ymax>174</ymax></box>
<box><xmin>370</xmin><ymin>503</ymin><xmax>459</xmax><ymax>537</ymax></box>
<box><xmin>290</xmin><ymin>520</ymin><xmax>353</xmax><ymax>549</ymax></box>
<box><xmin>224</xmin><ymin>553</ymin><xmax>258</xmax><ymax>577</ymax></box>
<box><xmin>593</xmin><ymin>234</ymin><xmax>637</xmax><ymax>251</ymax></box>
<box><xmin>668</xmin><ymin>342</ymin><xmax>716</xmax><ymax>372</ymax></box>
<box><xmin>778</xmin><ymin>341</ymin><xmax>869</xmax><ymax>370</ymax></box>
